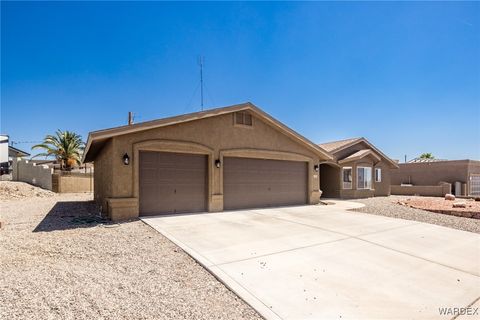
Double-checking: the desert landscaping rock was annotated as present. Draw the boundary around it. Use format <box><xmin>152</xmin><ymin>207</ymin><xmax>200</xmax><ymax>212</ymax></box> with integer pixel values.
<box><xmin>445</xmin><ymin>193</ymin><xmax>456</xmax><ymax>201</ymax></box>
<box><xmin>353</xmin><ymin>196</ymin><xmax>480</xmax><ymax>234</ymax></box>
<box><xmin>452</xmin><ymin>201</ymin><xmax>467</xmax><ymax>208</ymax></box>
<box><xmin>0</xmin><ymin>184</ymin><xmax>262</xmax><ymax>320</ymax></box>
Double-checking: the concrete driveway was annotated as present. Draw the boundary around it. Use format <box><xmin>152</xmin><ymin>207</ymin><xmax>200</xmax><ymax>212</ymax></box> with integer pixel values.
<box><xmin>142</xmin><ymin>203</ymin><xmax>480</xmax><ymax>320</ymax></box>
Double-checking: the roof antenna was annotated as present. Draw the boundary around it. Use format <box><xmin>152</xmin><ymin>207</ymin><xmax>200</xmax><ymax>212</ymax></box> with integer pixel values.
<box><xmin>197</xmin><ymin>56</ymin><xmax>204</xmax><ymax>111</ymax></box>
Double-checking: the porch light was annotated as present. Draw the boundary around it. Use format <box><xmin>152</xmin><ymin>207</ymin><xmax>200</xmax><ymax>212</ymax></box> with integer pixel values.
<box><xmin>314</xmin><ymin>164</ymin><xmax>319</xmax><ymax>172</ymax></box>
<box><xmin>123</xmin><ymin>153</ymin><xmax>130</xmax><ymax>165</ymax></box>
<box><xmin>215</xmin><ymin>159</ymin><xmax>221</xmax><ymax>168</ymax></box>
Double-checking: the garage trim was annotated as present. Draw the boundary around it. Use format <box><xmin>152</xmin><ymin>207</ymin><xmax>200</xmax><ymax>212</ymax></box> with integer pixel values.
<box><xmin>133</xmin><ymin>139</ymin><xmax>215</xmax><ymax>214</ymax></box>
<box><xmin>219</xmin><ymin>148</ymin><xmax>319</xmax><ymax>205</ymax></box>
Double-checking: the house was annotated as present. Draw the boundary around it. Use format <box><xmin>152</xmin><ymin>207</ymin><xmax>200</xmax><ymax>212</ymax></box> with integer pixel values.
<box><xmin>0</xmin><ymin>134</ymin><xmax>31</xmax><ymax>175</ymax></box>
<box><xmin>82</xmin><ymin>102</ymin><xmax>332</xmax><ymax>221</ymax></box>
<box><xmin>318</xmin><ymin>137</ymin><xmax>399</xmax><ymax>198</ymax></box>
<box><xmin>390</xmin><ymin>159</ymin><xmax>480</xmax><ymax>197</ymax></box>
<box><xmin>9</xmin><ymin>145</ymin><xmax>31</xmax><ymax>159</ymax></box>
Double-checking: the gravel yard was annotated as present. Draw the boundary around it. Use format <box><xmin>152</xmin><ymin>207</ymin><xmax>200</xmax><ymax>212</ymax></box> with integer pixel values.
<box><xmin>353</xmin><ymin>196</ymin><xmax>480</xmax><ymax>234</ymax></box>
<box><xmin>0</xmin><ymin>183</ymin><xmax>262</xmax><ymax>320</ymax></box>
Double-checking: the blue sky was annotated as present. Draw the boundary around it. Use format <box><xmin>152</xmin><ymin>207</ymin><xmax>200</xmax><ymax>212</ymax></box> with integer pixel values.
<box><xmin>1</xmin><ymin>1</ymin><xmax>479</xmax><ymax>161</ymax></box>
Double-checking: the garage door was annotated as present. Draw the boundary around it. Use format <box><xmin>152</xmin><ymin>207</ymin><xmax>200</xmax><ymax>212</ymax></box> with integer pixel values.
<box><xmin>223</xmin><ymin>157</ymin><xmax>308</xmax><ymax>210</ymax></box>
<box><xmin>139</xmin><ymin>151</ymin><xmax>207</xmax><ymax>215</ymax></box>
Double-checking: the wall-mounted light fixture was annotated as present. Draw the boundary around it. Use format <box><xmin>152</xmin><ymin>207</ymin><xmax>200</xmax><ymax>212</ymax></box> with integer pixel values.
<box><xmin>215</xmin><ymin>159</ymin><xmax>221</xmax><ymax>168</ymax></box>
<box><xmin>123</xmin><ymin>153</ymin><xmax>130</xmax><ymax>165</ymax></box>
<box><xmin>313</xmin><ymin>164</ymin><xmax>319</xmax><ymax>172</ymax></box>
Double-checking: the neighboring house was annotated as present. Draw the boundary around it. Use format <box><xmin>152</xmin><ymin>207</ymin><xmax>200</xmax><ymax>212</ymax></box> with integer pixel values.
<box><xmin>9</xmin><ymin>145</ymin><xmax>31</xmax><ymax>160</ymax></box>
<box><xmin>318</xmin><ymin>138</ymin><xmax>399</xmax><ymax>199</ymax></box>
<box><xmin>82</xmin><ymin>102</ymin><xmax>332</xmax><ymax>221</ymax></box>
<box><xmin>390</xmin><ymin>159</ymin><xmax>480</xmax><ymax>197</ymax></box>
<box><xmin>0</xmin><ymin>135</ymin><xmax>9</xmax><ymax>173</ymax></box>
<box><xmin>0</xmin><ymin>134</ymin><xmax>31</xmax><ymax>175</ymax></box>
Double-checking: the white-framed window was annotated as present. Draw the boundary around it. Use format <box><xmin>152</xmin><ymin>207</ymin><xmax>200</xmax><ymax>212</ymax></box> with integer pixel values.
<box><xmin>357</xmin><ymin>166</ymin><xmax>372</xmax><ymax>189</ymax></box>
<box><xmin>375</xmin><ymin>168</ymin><xmax>382</xmax><ymax>182</ymax></box>
<box><xmin>342</xmin><ymin>167</ymin><xmax>352</xmax><ymax>189</ymax></box>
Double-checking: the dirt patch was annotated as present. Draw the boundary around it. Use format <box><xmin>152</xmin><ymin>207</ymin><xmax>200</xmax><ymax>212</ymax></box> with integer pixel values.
<box><xmin>401</xmin><ymin>197</ymin><xmax>480</xmax><ymax>219</ymax></box>
<box><xmin>0</xmin><ymin>181</ymin><xmax>54</xmax><ymax>200</ymax></box>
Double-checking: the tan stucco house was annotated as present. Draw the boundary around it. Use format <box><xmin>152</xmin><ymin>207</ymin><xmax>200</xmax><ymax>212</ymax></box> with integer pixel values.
<box><xmin>82</xmin><ymin>102</ymin><xmax>332</xmax><ymax>221</ymax></box>
<box><xmin>318</xmin><ymin>138</ymin><xmax>399</xmax><ymax>199</ymax></box>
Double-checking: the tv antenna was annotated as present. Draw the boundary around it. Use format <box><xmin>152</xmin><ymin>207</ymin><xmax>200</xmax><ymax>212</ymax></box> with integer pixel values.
<box><xmin>198</xmin><ymin>56</ymin><xmax>205</xmax><ymax>111</ymax></box>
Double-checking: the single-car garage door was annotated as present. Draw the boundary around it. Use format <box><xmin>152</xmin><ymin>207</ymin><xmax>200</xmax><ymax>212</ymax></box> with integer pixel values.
<box><xmin>223</xmin><ymin>157</ymin><xmax>308</xmax><ymax>210</ymax></box>
<box><xmin>139</xmin><ymin>151</ymin><xmax>207</xmax><ymax>215</ymax></box>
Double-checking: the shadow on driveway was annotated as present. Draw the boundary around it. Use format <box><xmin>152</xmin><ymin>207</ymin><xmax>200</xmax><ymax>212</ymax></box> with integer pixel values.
<box><xmin>33</xmin><ymin>200</ymin><xmax>108</xmax><ymax>232</ymax></box>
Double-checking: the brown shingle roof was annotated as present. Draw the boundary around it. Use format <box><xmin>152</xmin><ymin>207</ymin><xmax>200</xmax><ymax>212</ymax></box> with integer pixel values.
<box><xmin>318</xmin><ymin>138</ymin><xmax>361</xmax><ymax>152</ymax></box>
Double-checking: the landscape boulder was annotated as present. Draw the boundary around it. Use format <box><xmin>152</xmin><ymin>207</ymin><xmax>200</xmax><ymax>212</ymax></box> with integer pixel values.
<box><xmin>445</xmin><ymin>194</ymin><xmax>455</xmax><ymax>201</ymax></box>
<box><xmin>452</xmin><ymin>201</ymin><xmax>466</xmax><ymax>208</ymax></box>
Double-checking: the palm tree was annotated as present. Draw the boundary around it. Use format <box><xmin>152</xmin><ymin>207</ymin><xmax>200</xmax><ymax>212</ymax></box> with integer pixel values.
<box><xmin>32</xmin><ymin>130</ymin><xmax>84</xmax><ymax>170</ymax></box>
<box><xmin>419</xmin><ymin>152</ymin><xmax>435</xmax><ymax>159</ymax></box>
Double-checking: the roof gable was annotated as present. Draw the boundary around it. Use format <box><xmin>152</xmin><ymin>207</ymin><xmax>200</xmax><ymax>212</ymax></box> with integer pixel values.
<box><xmin>338</xmin><ymin>149</ymin><xmax>381</xmax><ymax>164</ymax></box>
<box><xmin>318</xmin><ymin>137</ymin><xmax>398</xmax><ymax>168</ymax></box>
<box><xmin>83</xmin><ymin>102</ymin><xmax>332</xmax><ymax>162</ymax></box>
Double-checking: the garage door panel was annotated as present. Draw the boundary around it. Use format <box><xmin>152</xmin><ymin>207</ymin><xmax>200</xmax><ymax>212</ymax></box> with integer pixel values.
<box><xmin>139</xmin><ymin>151</ymin><xmax>207</xmax><ymax>215</ymax></box>
<box><xmin>224</xmin><ymin>157</ymin><xmax>308</xmax><ymax>210</ymax></box>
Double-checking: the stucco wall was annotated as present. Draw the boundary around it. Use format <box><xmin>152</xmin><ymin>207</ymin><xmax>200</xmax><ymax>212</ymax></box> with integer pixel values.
<box><xmin>95</xmin><ymin>112</ymin><xmax>325</xmax><ymax>218</ymax></box>
<box><xmin>12</xmin><ymin>158</ymin><xmax>53</xmax><ymax>190</ymax></box>
<box><xmin>391</xmin><ymin>184</ymin><xmax>451</xmax><ymax>197</ymax></box>
<box><xmin>374</xmin><ymin>161</ymin><xmax>391</xmax><ymax>196</ymax></box>
<box><xmin>93</xmin><ymin>139</ymin><xmax>114</xmax><ymax>211</ymax></box>
<box><xmin>53</xmin><ymin>173</ymin><xmax>93</xmax><ymax>193</ymax></box>
<box><xmin>390</xmin><ymin>160</ymin><xmax>479</xmax><ymax>195</ymax></box>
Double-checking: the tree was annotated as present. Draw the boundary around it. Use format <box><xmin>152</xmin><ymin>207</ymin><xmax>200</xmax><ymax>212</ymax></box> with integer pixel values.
<box><xmin>419</xmin><ymin>153</ymin><xmax>435</xmax><ymax>159</ymax></box>
<box><xmin>32</xmin><ymin>130</ymin><xmax>84</xmax><ymax>170</ymax></box>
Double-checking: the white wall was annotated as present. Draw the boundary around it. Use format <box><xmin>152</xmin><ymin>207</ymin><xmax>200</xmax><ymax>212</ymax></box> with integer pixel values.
<box><xmin>0</xmin><ymin>135</ymin><xmax>8</xmax><ymax>164</ymax></box>
<box><xmin>12</xmin><ymin>158</ymin><xmax>53</xmax><ymax>190</ymax></box>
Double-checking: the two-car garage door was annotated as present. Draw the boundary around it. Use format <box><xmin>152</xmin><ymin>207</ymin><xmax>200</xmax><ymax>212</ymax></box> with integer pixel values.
<box><xmin>139</xmin><ymin>151</ymin><xmax>308</xmax><ymax>216</ymax></box>
<box><xmin>223</xmin><ymin>157</ymin><xmax>308</xmax><ymax>210</ymax></box>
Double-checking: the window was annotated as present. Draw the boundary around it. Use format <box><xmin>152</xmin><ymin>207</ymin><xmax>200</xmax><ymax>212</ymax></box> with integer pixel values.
<box><xmin>342</xmin><ymin>167</ymin><xmax>352</xmax><ymax>189</ymax></box>
<box><xmin>357</xmin><ymin>167</ymin><xmax>372</xmax><ymax>189</ymax></box>
<box><xmin>234</xmin><ymin>111</ymin><xmax>253</xmax><ymax>126</ymax></box>
<box><xmin>375</xmin><ymin>168</ymin><xmax>382</xmax><ymax>182</ymax></box>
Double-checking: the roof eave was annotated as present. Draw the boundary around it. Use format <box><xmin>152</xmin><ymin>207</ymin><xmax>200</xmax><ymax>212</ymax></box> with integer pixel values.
<box><xmin>82</xmin><ymin>102</ymin><xmax>333</xmax><ymax>163</ymax></box>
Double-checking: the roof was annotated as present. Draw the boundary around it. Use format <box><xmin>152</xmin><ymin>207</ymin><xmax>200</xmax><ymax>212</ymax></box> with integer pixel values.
<box><xmin>338</xmin><ymin>149</ymin><xmax>381</xmax><ymax>164</ymax></box>
<box><xmin>8</xmin><ymin>145</ymin><xmax>30</xmax><ymax>157</ymax></box>
<box><xmin>318</xmin><ymin>137</ymin><xmax>399</xmax><ymax>168</ymax></box>
<box><xmin>83</xmin><ymin>102</ymin><xmax>332</xmax><ymax>163</ymax></box>
<box><xmin>318</xmin><ymin>138</ymin><xmax>361</xmax><ymax>153</ymax></box>
<box><xmin>408</xmin><ymin>157</ymin><xmax>448</xmax><ymax>163</ymax></box>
